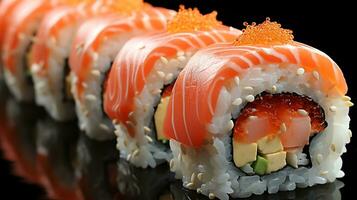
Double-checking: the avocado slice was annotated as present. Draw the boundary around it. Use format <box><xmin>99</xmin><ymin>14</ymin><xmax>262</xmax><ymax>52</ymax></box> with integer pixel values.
<box><xmin>257</xmin><ymin>135</ymin><xmax>283</xmax><ymax>154</ymax></box>
<box><xmin>233</xmin><ymin>141</ymin><xmax>258</xmax><ymax>167</ymax></box>
<box><xmin>264</xmin><ymin>151</ymin><xmax>287</xmax><ymax>173</ymax></box>
<box><xmin>154</xmin><ymin>96</ymin><xmax>170</xmax><ymax>141</ymax></box>
<box><xmin>252</xmin><ymin>155</ymin><xmax>268</xmax><ymax>175</ymax></box>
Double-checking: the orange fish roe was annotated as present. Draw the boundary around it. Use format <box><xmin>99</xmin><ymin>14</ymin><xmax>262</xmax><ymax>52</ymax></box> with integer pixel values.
<box><xmin>167</xmin><ymin>5</ymin><xmax>221</xmax><ymax>33</ymax></box>
<box><xmin>234</xmin><ymin>18</ymin><xmax>294</xmax><ymax>46</ymax></box>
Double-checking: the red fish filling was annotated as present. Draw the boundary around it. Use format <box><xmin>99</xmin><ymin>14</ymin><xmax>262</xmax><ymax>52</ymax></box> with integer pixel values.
<box><xmin>234</xmin><ymin>92</ymin><xmax>326</xmax><ymax>148</ymax></box>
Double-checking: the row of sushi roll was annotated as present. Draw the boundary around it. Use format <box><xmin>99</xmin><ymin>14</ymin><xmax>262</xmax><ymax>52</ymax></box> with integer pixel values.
<box><xmin>0</xmin><ymin>0</ymin><xmax>352</xmax><ymax>199</ymax></box>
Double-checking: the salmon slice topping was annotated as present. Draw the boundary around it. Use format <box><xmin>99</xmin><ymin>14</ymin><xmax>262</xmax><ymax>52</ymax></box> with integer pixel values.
<box><xmin>167</xmin><ymin>5</ymin><xmax>221</xmax><ymax>33</ymax></box>
<box><xmin>234</xmin><ymin>18</ymin><xmax>294</xmax><ymax>46</ymax></box>
<box><xmin>234</xmin><ymin>92</ymin><xmax>327</xmax><ymax>148</ymax></box>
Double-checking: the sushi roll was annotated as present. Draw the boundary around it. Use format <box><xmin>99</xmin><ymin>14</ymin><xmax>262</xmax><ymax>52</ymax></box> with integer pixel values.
<box><xmin>69</xmin><ymin>2</ymin><xmax>175</xmax><ymax>139</ymax></box>
<box><xmin>30</xmin><ymin>0</ymin><xmax>141</xmax><ymax>121</ymax></box>
<box><xmin>0</xmin><ymin>0</ymin><xmax>23</xmax><ymax>79</ymax></box>
<box><xmin>0</xmin><ymin>0</ymin><xmax>76</xmax><ymax>102</ymax></box>
<box><xmin>103</xmin><ymin>6</ymin><xmax>241</xmax><ymax>168</ymax></box>
<box><xmin>163</xmin><ymin>19</ymin><xmax>352</xmax><ymax>199</ymax></box>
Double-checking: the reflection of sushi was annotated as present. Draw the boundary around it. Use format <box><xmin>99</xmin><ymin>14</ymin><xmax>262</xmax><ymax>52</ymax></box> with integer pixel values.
<box><xmin>69</xmin><ymin>3</ymin><xmax>175</xmax><ymax>139</ymax></box>
<box><xmin>103</xmin><ymin>6</ymin><xmax>241</xmax><ymax>168</ymax></box>
<box><xmin>164</xmin><ymin>20</ymin><xmax>351</xmax><ymax>199</ymax></box>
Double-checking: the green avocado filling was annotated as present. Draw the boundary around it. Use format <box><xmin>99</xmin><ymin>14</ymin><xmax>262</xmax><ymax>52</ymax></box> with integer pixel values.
<box><xmin>252</xmin><ymin>155</ymin><xmax>268</xmax><ymax>175</ymax></box>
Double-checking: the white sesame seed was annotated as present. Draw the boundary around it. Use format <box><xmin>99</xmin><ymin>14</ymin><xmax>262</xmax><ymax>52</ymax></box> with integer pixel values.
<box><xmin>126</xmin><ymin>154</ymin><xmax>132</xmax><ymax>161</ymax></box>
<box><xmin>157</xmin><ymin>70</ymin><xmax>165</xmax><ymax>78</ymax></box>
<box><xmin>169</xmin><ymin>159</ymin><xmax>174</xmax><ymax>169</ymax></box>
<box><xmin>312</xmin><ymin>71</ymin><xmax>320</xmax><ymax>80</ymax></box>
<box><xmin>226</xmin><ymin>120</ymin><xmax>234</xmax><ymax>130</ymax></box>
<box><xmin>304</xmin><ymin>83</ymin><xmax>310</xmax><ymax>88</ymax></box>
<box><xmin>234</xmin><ymin>76</ymin><xmax>240</xmax><ymax>86</ymax></box>
<box><xmin>346</xmin><ymin>101</ymin><xmax>354</xmax><ymax>107</ymax></box>
<box><xmin>229</xmin><ymin>26</ymin><xmax>235</xmax><ymax>31</ymax></box>
<box><xmin>91</xmin><ymin>70</ymin><xmax>100</xmax><ymax>77</ymax></box>
<box><xmin>280</xmin><ymin>123</ymin><xmax>287</xmax><ymax>133</ymax></box>
<box><xmin>139</xmin><ymin>45</ymin><xmax>145</xmax><ymax>49</ymax></box>
<box><xmin>197</xmin><ymin>173</ymin><xmax>203</xmax><ymax>181</ymax></box>
<box><xmin>297</xmin><ymin>109</ymin><xmax>309</xmax><ymax>116</ymax></box>
<box><xmin>232</xmin><ymin>98</ymin><xmax>242</xmax><ymax>106</ymax></box>
<box><xmin>165</xmin><ymin>73</ymin><xmax>173</xmax><ymax>81</ymax></box>
<box><xmin>348</xmin><ymin>129</ymin><xmax>352</xmax><ymax>138</ymax></box>
<box><xmin>186</xmin><ymin>183</ymin><xmax>194</xmax><ymax>188</ymax></box>
<box><xmin>133</xmin><ymin>149</ymin><xmax>140</xmax><ymax>157</ymax></box>
<box><xmin>342</xmin><ymin>96</ymin><xmax>351</xmax><ymax>101</ymax></box>
<box><xmin>248</xmin><ymin>115</ymin><xmax>258</xmax><ymax>120</ymax></box>
<box><xmin>329</xmin><ymin>106</ymin><xmax>337</xmax><ymax>112</ymax></box>
<box><xmin>91</xmin><ymin>52</ymin><xmax>99</xmax><ymax>61</ymax></box>
<box><xmin>330</xmin><ymin>144</ymin><xmax>336</xmax><ymax>152</ymax></box>
<box><xmin>85</xmin><ymin>94</ymin><xmax>97</xmax><ymax>101</ymax></box>
<box><xmin>209</xmin><ymin>193</ymin><xmax>215</xmax><ymax>199</ymax></box>
<box><xmin>320</xmin><ymin>170</ymin><xmax>329</xmax><ymax>175</ymax></box>
<box><xmin>245</xmin><ymin>95</ymin><xmax>255</xmax><ymax>102</ymax></box>
<box><xmin>191</xmin><ymin>173</ymin><xmax>196</xmax><ymax>183</ymax></box>
<box><xmin>271</xmin><ymin>85</ymin><xmax>277</xmax><ymax>93</ymax></box>
<box><xmin>244</xmin><ymin>86</ymin><xmax>254</xmax><ymax>91</ymax></box>
<box><xmin>152</xmin><ymin>89</ymin><xmax>161</xmax><ymax>95</ymax></box>
<box><xmin>177</xmin><ymin>55</ymin><xmax>186</xmax><ymax>62</ymax></box>
<box><xmin>316</xmin><ymin>154</ymin><xmax>323</xmax><ymax>163</ymax></box>
<box><xmin>296</xmin><ymin>68</ymin><xmax>305</xmax><ymax>75</ymax></box>
<box><xmin>177</xmin><ymin>51</ymin><xmax>184</xmax><ymax>57</ymax></box>
<box><xmin>144</xmin><ymin>126</ymin><xmax>151</xmax><ymax>133</ymax></box>
<box><xmin>160</xmin><ymin>56</ymin><xmax>168</xmax><ymax>64</ymax></box>
<box><xmin>146</xmin><ymin>135</ymin><xmax>153</xmax><ymax>143</ymax></box>
<box><xmin>99</xmin><ymin>124</ymin><xmax>110</xmax><ymax>131</ymax></box>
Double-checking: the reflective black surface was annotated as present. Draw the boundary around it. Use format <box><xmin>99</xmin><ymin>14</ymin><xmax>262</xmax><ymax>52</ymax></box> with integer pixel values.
<box><xmin>0</xmin><ymin>82</ymin><xmax>349</xmax><ymax>200</ymax></box>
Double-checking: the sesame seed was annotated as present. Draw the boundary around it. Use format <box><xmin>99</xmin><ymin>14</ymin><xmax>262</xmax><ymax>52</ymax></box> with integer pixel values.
<box><xmin>126</xmin><ymin>154</ymin><xmax>132</xmax><ymax>161</ymax></box>
<box><xmin>145</xmin><ymin>135</ymin><xmax>153</xmax><ymax>143</ymax></box>
<box><xmin>133</xmin><ymin>149</ymin><xmax>140</xmax><ymax>157</ymax></box>
<box><xmin>209</xmin><ymin>193</ymin><xmax>216</xmax><ymax>199</ymax></box>
<box><xmin>244</xmin><ymin>86</ymin><xmax>254</xmax><ymax>91</ymax></box>
<box><xmin>320</xmin><ymin>170</ymin><xmax>329</xmax><ymax>175</ymax></box>
<box><xmin>330</xmin><ymin>144</ymin><xmax>336</xmax><ymax>152</ymax></box>
<box><xmin>169</xmin><ymin>159</ymin><xmax>174</xmax><ymax>169</ymax></box>
<box><xmin>165</xmin><ymin>73</ymin><xmax>173</xmax><ymax>81</ymax></box>
<box><xmin>297</xmin><ymin>109</ymin><xmax>309</xmax><ymax>116</ymax></box>
<box><xmin>329</xmin><ymin>106</ymin><xmax>337</xmax><ymax>112</ymax></box>
<box><xmin>342</xmin><ymin>96</ymin><xmax>351</xmax><ymax>101</ymax></box>
<box><xmin>91</xmin><ymin>70</ymin><xmax>100</xmax><ymax>77</ymax></box>
<box><xmin>248</xmin><ymin>115</ymin><xmax>258</xmax><ymax>120</ymax></box>
<box><xmin>271</xmin><ymin>85</ymin><xmax>277</xmax><ymax>93</ymax></box>
<box><xmin>144</xmin><ymin>126</ymin><xmax>151</xmax><ymax>133</ymax></box>
<box><xmin>152</xmin><ymin>89</ymin><xmax>161</xmax><ymax>95</ymax></box>
<box><xmin>177</xmin><ymin>55</ymin><xmax>186</xmax><ymax>62</ymax></box>
<box><xmin>112</xmin><ymin>119</ymin><xmax>117</xmax><ymax>124</ymax></box>
<box><xmin>348</xmin><ymin>129</ymin><xmax>352</xmax><ymax>138</ymax></box>
<box><xmin>232</xmin><ymin>98</ymin><xmax>242</xmax><ymax>106</ymax></box>
<box><xmin>245</xmin><ymin>95</ymin><xmax>255</xmax><ymax>102</ymax></box>
<box><xmin>85</xmin><ymin>94</ymin><xmax>97</xmax><ymax>101</ymax></box>
<box><xmin>191</xmin><ymin>173</ymin><xmax>196</xmax><ymax>183</ymax></box>
<box><xmin>139</xmin><ymin>45</ymin><xmax>145</xmax><ymax>49</ymax></box>
<box><xmin>196</xmin><ymin>188</ymin><xmax>202</xmax><ymax>193</ymax></box>
<box><xmin>226</xmin><ymin>120</ymin><xmax>234</xmax><ymax>130</ymax></box>
<box><xmin>177</xmin><ymin>51</ymin><xmax>184</xmax><ymax>57</ymax></box>
<box><xmin>312</xmin><ymin>71</ymin><xmax>320</xmax><ymax>80</ymax></box>
<box><xmin>160</xmin><ymin>56</ymin><xmax>168</xmax><ymax>64</ymax></box>
<box><xmin>346</xmin><ymin>101</ymin><xmax>354</xmax><ymax>107</ymax></box>
<box><xmin>280</xmin><ymin>123</ymin><xmax>287</xmax><ymax>133</ymax></box>
<box><xmin>296</xmin><ymin>68</ymin><xmax>305</xmax><ymax>75</ymax></box>
<box><xmin>91</xmin><ymin>52</ymin><xmax>99</xmax><ymax>61</ymax></box>
<box><xmin>99</xmin><ymin>124</ymin><xmax>110</xmax><ymax>131</ymax></box>
<box><xmin>157</xmin><ymin>71</ymin><xmax>165</xmax><ymax>78</ymax></box>
<box><xmin>197</xmin><ymin>173</ymin><xmax>203</xmax><ymax>181</ymax></box>
<box><xmin>186</xmin><ymin>183</ymin><xmax>194</xmax><ymax>188</ymax></box>
<box><xmin>234</xmin><ymin>76</ymin><xmax>240</xmax><ymax>86</ymax></box>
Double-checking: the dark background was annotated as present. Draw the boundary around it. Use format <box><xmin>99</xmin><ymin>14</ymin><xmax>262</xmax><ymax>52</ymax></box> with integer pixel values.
<box><xmin>0</xmin><ymin>0</ymin><xmax>356</xmax><ymax>199</ymax></box>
